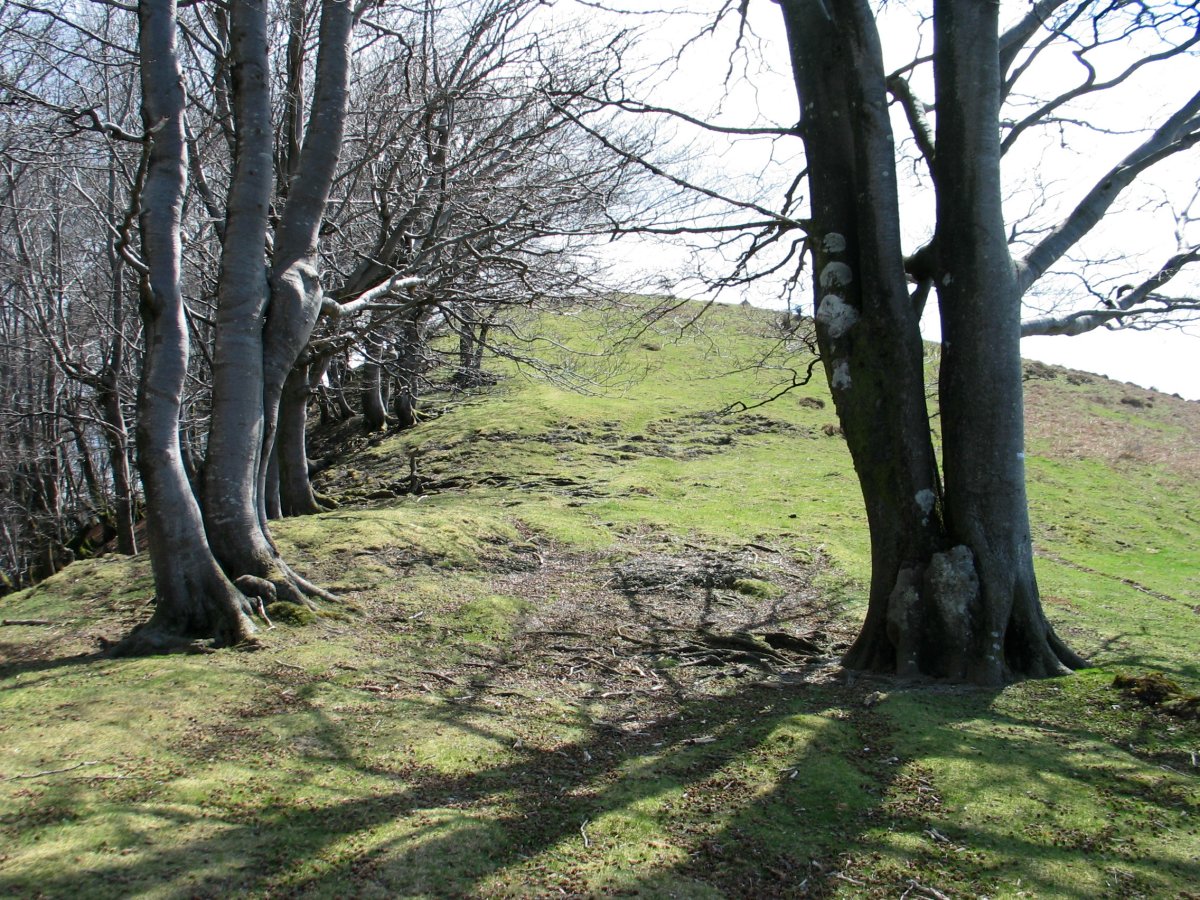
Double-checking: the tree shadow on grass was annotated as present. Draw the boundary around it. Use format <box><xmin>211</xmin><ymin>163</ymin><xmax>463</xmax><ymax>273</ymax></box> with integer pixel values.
<box><xmin>1102</xmin><ymin>649</ymin><xmax>1200</xmax><ymax>684</ymax></box>
<box><xmin>614</xmin><ymin>680</ymin><xmax>1200</xmax><ymax>898</ymax></box>
<box><xmin>4</xmin><ymin>541</ymin><xmax>1195</xmax><ymax>897</ymax></box>
<box><xmin>2</xmin><ymin>660</ymin><xmax>1196</xmax><ymax>898</ymax></box>
<box><xmin>0</xmin><ymin>646</ymin><xmax>107</xmax><ymax>690</ymax></box>
<box><xmin>0</xmin><ymin>672</ymin><xmax>887</xmax><ymax>898</ymax></box>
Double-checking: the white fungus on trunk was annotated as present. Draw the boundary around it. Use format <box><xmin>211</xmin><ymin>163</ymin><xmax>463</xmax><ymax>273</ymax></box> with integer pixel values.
<box><xmin>822</xmin><ymin>232</ymin><xmax>847</xmax><ymax>253</ymax></box>
<box><xmin>815</xmin><ymin>294</ymin><xmax>860</xmax><ymax>339</ymax></box>
<box><xmin>819</xmin><ymin>261</ymin><xmax>853</xmax><ymax>289</ymax></box>
<box><xmin>915</xmin><ymin>489</ymin><xmax>936</xmax><ymax>524</ymax></box>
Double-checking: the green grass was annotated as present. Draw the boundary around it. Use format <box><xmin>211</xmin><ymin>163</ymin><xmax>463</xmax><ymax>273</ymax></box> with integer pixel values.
<box><xmin>1</xmin><ymin>299</ymin><xmax>1197</xmax><ymax>898</ymax></box>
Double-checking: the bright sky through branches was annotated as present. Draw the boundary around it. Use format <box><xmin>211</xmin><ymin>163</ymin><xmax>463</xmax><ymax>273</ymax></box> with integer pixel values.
<box><xmin>568</xmin><ymin>0</ymin><xmax>1200</xmax><ymax>399</ymax></box>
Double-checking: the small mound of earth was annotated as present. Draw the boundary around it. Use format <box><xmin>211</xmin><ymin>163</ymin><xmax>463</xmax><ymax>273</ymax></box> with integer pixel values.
<box><xmin>1113</xmin><ymin>672</ymin><xmax>1200</xmax><ymax>719</ymax></box>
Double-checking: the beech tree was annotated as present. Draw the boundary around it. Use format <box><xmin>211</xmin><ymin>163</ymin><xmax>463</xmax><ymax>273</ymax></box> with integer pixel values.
<box><xmin>128</xmin><ymin>0</ymin><xmax>257</xmax><ymax>650</ymax></box>
<box><xmin>108</xmin><ymin>0</ymin><xmax>357</xmax><ymax>652</ymax></box>
<box><xmin>774</xmin><ymin>0</ymin><xmax>1198</xmax><ymax>682</ymax></box>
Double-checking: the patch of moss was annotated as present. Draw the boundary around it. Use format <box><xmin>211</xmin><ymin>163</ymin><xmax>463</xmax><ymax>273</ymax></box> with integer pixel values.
<box><xmin>267</xmin><ymin>601</ymin><xmax>319</xmax><ymax>627</ymax></box>
<box><xmin>731</xmin><ymin>577</ymin><xmax>782</xmax><ymax>599</ymax></box>
<box><xmin>453</xmin><ymin>594</ymin><xmax>532</xmax><ymax>643</ymax></box>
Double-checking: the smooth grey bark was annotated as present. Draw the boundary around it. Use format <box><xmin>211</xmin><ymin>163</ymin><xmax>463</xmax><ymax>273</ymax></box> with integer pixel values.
<box><xmin>360</xmin><ymin>329</ymin><xmax>390</xmax><ymax>432</ymax></box>
<box><xmin>203</xmin><ymin>0</ymin><xmax>285</xmax><ymax>591</ymax></box>
<box><xmin>933</xmin><ymin>0</ymin><xmax>1083</xmax><ymax>682</ymax></box>
<box><xmin>100</xmin><ymin>178</ymin><xmax>137</xmax><ymax>557</ymax></box>
<box><xmin>779</xmin><ymin>0</ymin><xmax>946</xmax><ymax>676</ymax></box>
<box><xmin>114</xmin><ymin>0</ymin><xmax>254</xmax><ymax>655</ymax></box>
<box><xmin>779</xmin><ymin>0</ymin><xmax>1084</xmax><ymax>683</ymax></box>
<box><xmin>204</xmin><ymin>0</ymin><xmax>352</xmax><ymax>600</ymax></box>
<box><xmin>261</xmin><ymin>0</ymin><xmax>355</xmax><ymax>503</ymax></box>
<box><xmin>265</xmin><ymin>440</ymin><xmax>282</xmax><ymax>520</ymax></box>
<box><xmin>278</xmin><ymin>361</ymin><xmax>326</xmax><ymax>516</ymax></box>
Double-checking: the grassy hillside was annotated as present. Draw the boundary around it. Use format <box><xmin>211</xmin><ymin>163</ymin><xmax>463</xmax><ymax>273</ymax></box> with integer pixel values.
<box><xmin>1</xmin><ymin>301</ymin><xmax>1197</xmax><ymax>898</ymax></box>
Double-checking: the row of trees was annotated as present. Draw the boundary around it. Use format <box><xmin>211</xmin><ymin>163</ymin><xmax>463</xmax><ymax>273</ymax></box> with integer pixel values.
<box><xmin>0</xmin><ymin>0</ymin><xmax>647</xmax><ymax>645</ymax></box>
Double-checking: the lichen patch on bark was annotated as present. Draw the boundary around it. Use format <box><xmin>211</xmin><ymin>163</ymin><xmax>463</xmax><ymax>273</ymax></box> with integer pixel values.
<box><xmin>816</xmin><ymin>295</ymin><xmax>860</xmax><ymax>339</ymax></box>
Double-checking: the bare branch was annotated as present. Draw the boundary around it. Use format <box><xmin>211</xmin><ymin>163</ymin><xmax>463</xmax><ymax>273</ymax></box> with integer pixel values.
<box><xmin>1022</xmin><ymin>246</ymin><xmax>1200</xmax><ymax>336</ymax></box>
<box><xmin>998</xmin><ymin>0</ymin><xmax>1075</xmax><ymax>81</ymax></box>
<box><xmin>886</xmin><ymin>74</ymin><xmax>935</xmax><ymax>173</ymax></box>
<box><xmin>1016</xmin><ymin>88</ymin><xmax>1200</xmax><ymax>294</ymax></box>
<box><xmin>1</xmin><ymin>85</ymin><xmax>143</xmax><ymax>142</ymax></box>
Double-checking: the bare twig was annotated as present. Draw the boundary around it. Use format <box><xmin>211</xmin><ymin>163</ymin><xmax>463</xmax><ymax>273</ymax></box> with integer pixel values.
<box><xmin>905</xmin><ymin>879</ymin><xmax>953</xmax><ymax>900</ymax></box>
<box><xmin>8</xmin><ymin>761</ymin><xmax>102</xmax><ymax>780</ymax></box>
<box><xmin>417</xmin><ymin>670</ymin><xmax>458</xmax><ymax>685</ymax></box>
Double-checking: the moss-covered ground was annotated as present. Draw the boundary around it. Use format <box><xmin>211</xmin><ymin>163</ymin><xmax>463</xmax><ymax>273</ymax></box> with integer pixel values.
<box><xmin>1</xmin><ymin>301</ymin><xmax>1197</xmax><ymax>897</ymax></box>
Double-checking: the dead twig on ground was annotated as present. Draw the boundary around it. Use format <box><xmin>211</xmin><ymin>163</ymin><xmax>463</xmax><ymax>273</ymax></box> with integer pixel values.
<box><xmin>8</xmin><ymin>761</ymin><xmax>101</xmax><ymax>779</ymax></box>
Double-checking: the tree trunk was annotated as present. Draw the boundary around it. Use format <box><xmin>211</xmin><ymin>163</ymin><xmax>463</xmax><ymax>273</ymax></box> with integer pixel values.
<box><xmin>780</xmin><ymin>0</ymin><xmax>945</xmax><ymax>677</ymax></box>
<box><xmin>454</xmin><ymin>316</ymin><xmax>491</xmax><ymax>388</ymax></box>
<box><xmin>204</xmin><ymin>0</ymin><xmax>350</xmax><ymax>605</ymax></box>
<box><xmin>264</xmin><ymin>438</ymin><xmax>282</xmax><ymax>520</ymax></box>
<box><xmin>114</xmin><ymin>0</ymin><xmax>255</xmax><ymax>655</ymax></box>
<box><xmin>278</xmin><ymin>361</ymin><xmax>325</xmax><ymax>515</ymax></box>
<box><xmin>361</xmin><ymin>355</ymin><xmax>390</xmax><ymax>432</ymax></box>
<box><xmin>203</xmin><ymin>0</ymin><xmax>289</xmax><ymax>596</ymax></box>
<box><xmin>932</xmin><ymin>0</ymin><xmax>1085</xmax><ymax>682</ymax></box>
<box><xmin>101</xmin><ymin>181</ymin><xmax>137</xmax><ymax>557</ymax></box>
<box><xmin>392</xmin><ymin>315</ymin><xmax>423</xmax><ymax>430</ymax></box>
<box><xmin>455</xmin><ymin>308</ymin><xmax>476</xmax><ymax>385</ymax></box>
<box><xmin>98</xmin><ymin>343</ymin><xmax>137</xmax><ymax>556</ymax></box>
<box><xmin>260</xmin><ymin>0</ymin><xmax>354</xmax><ymax>513</ymax></box>
<box><xmin>471</xmin><ymin>323</ymin><xmax>489</xmax><ymax>377</ymax></box>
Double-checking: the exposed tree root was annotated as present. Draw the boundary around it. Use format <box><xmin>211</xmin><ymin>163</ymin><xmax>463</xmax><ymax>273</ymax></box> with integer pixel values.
<box><xmin>283</xmin><ymin>562</ymin><xmax>338</xmax><ymax>603</ymax></box>
<box><xmin>844</xmin><ymin>554</ymin><xmax>1089</xmax><ymax>684</ymax></box>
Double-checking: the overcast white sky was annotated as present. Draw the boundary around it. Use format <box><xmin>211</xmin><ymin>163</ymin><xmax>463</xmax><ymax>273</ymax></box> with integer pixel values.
<box><xmin>567</xmin><ymin>0</ymin><xmax>1200</xmax><ymax>399</ymax></box>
